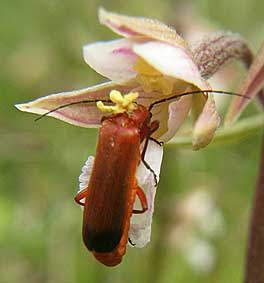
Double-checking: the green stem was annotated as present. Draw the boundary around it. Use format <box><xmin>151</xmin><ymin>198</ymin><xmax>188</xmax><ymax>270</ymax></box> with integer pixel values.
<box><xmin>167</xmin><ymin>114</ymin><xmax>264</xmax><ymax>149</ymax></box>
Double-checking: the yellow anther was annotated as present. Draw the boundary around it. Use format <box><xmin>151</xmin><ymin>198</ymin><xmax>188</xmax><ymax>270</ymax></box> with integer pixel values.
<box><xmin>134</xmin><ymin>58</ymin><xmax>174</xmax><ymax>96</ymax></box>
<box><xmin>123</xmin><ymin>92</ymin><xmax>139</xmax><ymax>107</ymax></box>
<box><xmin>96</xmin><ymin>101</ymin><xmax>114</xmax><ymax>113</ymax></box>
<box><xmin>109</xmin><ymin>90</ymin><xmax>124</xmax><ymax>104</ymax></box>
<box><xmin>97</xmin><ymin>90</ymin><xmax>139</xmax><ymax>114</ymax></box>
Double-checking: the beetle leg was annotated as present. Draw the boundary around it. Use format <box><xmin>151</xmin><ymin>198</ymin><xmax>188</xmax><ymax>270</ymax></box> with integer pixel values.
<box><xmin>141</xmin><ymin>157</ymin><xmax>158</xmax><ymax>186</ymax></box>
<box><xmin>149</xmin><ymin>137</ymin><xmax>163</xmax><ymax>146</ymax></box>
<box><xmin>74</xmin><ymin>188</ymin><xmax>88</xmax><ymax>206</ymax></box>
<box><xmin>128</xmin><ymin>238</ymin><xmax>136</xmax><ymax>246</ymax></box>
<box><xmin>133</xmin><ymin>186</ymin><xmax>148</xmax><ymax>214</ymax></box>
<box><xmin>140</xmin><ymin>120</ymin><xmax>161</xmax><ymax>186</ymax></box>
<box><xmin>141</xmin><ymin>140</ymin><xmax>158</xmax><ymax>186</ymax></box>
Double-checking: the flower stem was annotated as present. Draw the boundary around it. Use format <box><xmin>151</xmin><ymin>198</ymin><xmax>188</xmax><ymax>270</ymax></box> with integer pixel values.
<box><xmin>244</xmin><ymin>133</ymin><xmax>264</xmax><ymax>283</ymax></box>
<box><xmin>257</xmin><ymin>90</ymin><xmax>264</xmax><ymax>108</ymax></box>
<box><xmin>167</xmin><ymin>113</ymin><xmax>264</xmax><ymax>149</ymax></box>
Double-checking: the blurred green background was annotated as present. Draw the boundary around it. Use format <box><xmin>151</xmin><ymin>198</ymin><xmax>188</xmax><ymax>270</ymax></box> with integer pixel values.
<box><xmin>1</xmin><ymin>0</ymin><xmax>263</xmax><ymax>282</ymax></box>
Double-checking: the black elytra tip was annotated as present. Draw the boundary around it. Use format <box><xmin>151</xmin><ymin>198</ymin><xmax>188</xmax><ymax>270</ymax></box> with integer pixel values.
<box><xmin>83</xmin><ymin>229</ymin><xmax>122</xmax><ymax>253</ymax></box>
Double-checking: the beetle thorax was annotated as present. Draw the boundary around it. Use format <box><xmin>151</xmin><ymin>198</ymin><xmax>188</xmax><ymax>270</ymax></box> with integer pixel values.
<box><xmin>105</xmin><ymin>104</ymin><xmax>151</xmax><ymax>133</ymax></box>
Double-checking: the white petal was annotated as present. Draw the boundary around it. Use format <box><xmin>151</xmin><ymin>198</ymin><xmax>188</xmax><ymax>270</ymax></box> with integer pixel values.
<box><xmin>83</xmin><ymin>39</ymin><xmax>138</xmax><ymax>82</ymax></box>
<box><xmin>129</xmin><ymin>140</ymin><xmax>163</xmax><ymax>247</ymax></box>
<box><xmin>133</xmin><ymin>41</ymin><xmax>208</xmax><ymax>90</ymax></box>
<box><xmin>78</xmin><ymin>156</ymin><xmax>94</xmax><ymax>192</ymax></box>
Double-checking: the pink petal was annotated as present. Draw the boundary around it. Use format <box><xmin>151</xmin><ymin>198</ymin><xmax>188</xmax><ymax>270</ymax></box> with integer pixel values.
<box><xmin>83</xmin><ymin>39</ymin><xmax>138</xmax><ymax>82</ymax></box>
<box><xmin>159</xmin><ymin>96</ymin><xmax>192</xmax><ymax>142</ymax></box>
<box><xmin>192</xmin><ymin>95</ymin><xmax>221</xmax><ymax>150</ymax></box>
<box><xmin>129</xmin><ymin>140</ymin><xmax>163</xmax><ymax>247</ymax></box>
<box><xmin>98</xmin><ymin>7</ymin><xmax>186</xmax><ymax>47</ymax></box>
<box><xmin>133</xmin><ymin>41</ymin><xmax>209</xmax><ymax>90</ymax></box>
<box><xmin>225</xmin><ymin>42</ymin><xmax>264</xmax><ymax>124</ymax></box>
<box><xmin>15</xmin><ymin>82</ymin><xmax>136</xmax><ymax>127</ymax></box>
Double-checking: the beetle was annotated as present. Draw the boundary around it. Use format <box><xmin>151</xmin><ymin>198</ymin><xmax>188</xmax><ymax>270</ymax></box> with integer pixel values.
<box><xmin>36</xmin><ymin>89</ymin><xmax>249</xmax><ymax>266</ymax></box>
<box><xmin>74</xmin><ymin>100</ymin><xmax>159</xmax><ymax>266</ymax></box>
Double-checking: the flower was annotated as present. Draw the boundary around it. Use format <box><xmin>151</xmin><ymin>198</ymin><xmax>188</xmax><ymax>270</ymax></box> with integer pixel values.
<box><xmin>15</xmin><ymin>7</ymin><xmax>220</xmax><ymax>149</ymax></box>
<box><xmin>15</xmin><ymin>8</ymin><xmax>223</xmax><ymax>250</ymax></box>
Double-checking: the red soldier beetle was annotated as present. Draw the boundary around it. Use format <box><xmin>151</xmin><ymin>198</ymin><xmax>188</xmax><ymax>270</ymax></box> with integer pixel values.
<box><xmin>74</xmin><ymin>99</ymin><xmax>159</xmax><ymax>266</ymax></box>
<box><xmin>36</xmin><ymin>89</ymin><xmax>249</xmax><ymax>266</ymax></box>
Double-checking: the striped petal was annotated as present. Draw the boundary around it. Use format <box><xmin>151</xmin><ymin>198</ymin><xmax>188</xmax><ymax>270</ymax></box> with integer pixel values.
<box><xmin>225</xmin><ymin>42</ymin><xmax>264</xmax><ymax>124</ymax></box>
<box><xmin>15</xmin><ymin>82</ymin><xmax>137</xmax><ymax>127</ymax></box>
<box><xmin>99</xmin><ymin>7</ymin><xmax>186</xmax><ymax>47</ymax></box>
<box><xmin>83</xmin><ymin>39</ymin><xmax>138</xmax><ymax>82</ymax></box>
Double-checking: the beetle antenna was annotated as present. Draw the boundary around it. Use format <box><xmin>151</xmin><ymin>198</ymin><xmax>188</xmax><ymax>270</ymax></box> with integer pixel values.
<box><xmin>148</xmin><ymin>90</ymin><xmax>251</xmax><ymax>112</ymax></box>
<box><xmin>34</xmin><ymin>99</ymin><xmax>112</xmax><ymax>122</ymax></box>
<box><xmin>35</xmin><ymin>90</ymin><xmax>251</xmax><ymax>122</ymax></box>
